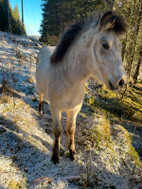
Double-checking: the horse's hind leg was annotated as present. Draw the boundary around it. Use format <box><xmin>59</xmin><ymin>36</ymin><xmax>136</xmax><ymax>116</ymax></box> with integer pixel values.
<box><xmin>50</xmin><ymin>107</ymin><xmax>62</xmax><ymax>164</ymax></box>
<box><xmin>39</xmin><ymin>94</ymin><xmax>44</xmax><ymax>114</ymax></box>
<box><xmin>66</xmin><ymin>108</ymin><xmax>80</xmax><ymax>161</ymax></box>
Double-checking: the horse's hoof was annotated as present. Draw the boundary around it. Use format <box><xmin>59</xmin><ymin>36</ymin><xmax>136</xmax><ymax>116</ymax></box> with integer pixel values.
<box><xmin>39</xmin><ymin>110</ymin><xmax>44</xmax><ymax>114</ymax></box>
<box><xmin>69</xmin><ymin>150</ymin><xmax>77</xmax><ymax>161</ymax></box>
<box><xmin>51</xmin><ymin>154</ymin><xmax>59</xmax><ymax>164</ymax></box>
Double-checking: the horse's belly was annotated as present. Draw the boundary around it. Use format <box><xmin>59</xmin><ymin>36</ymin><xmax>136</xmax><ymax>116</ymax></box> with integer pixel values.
<box><xmin>62</xmin><ymin>101</ymin><xmax>83</xmax><ymax>111</ymax></box>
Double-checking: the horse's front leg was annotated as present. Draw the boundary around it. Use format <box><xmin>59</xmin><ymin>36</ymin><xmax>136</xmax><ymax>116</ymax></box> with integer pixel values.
<box><xmin>66</xmin><ymin>108</ymin><xmax>80</xmax><ymax>161</ymax></box>
<box><xmin>50</xmin><ymin>107</ymin><xmax>62</xmax><ymax>164</ymax></box>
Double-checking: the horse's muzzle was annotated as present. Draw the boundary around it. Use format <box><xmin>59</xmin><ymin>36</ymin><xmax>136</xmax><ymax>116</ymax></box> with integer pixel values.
<box><xmin>109</xmin><ymin>78</ymin><xmax>126</xmax><ymax>90</ymax></box>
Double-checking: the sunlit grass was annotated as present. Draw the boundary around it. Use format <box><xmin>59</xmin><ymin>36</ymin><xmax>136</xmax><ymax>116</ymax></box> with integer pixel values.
<box><xmin>0</xmin><ymin>156</ymin><xmax>27</xmax><ymax>188</ymax></box>
<box><xmin>0</xmin><ymin>96</ymin><xmax>53</xmax><ymax>154</ymax></box>
<box><xmin>85</xmin><ymin>82</ymin><xmax>142</xmax><ymax>126</ymax></box>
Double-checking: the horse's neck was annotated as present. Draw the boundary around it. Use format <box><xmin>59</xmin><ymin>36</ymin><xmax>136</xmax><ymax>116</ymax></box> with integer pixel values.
<box><xmin>63</xmin><ymin>42</ymin><xmax>92</xmax><ymax>85</ymax></box>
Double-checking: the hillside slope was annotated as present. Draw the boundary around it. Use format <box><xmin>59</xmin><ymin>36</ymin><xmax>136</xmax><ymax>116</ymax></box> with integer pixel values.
<box><xmin>0</xmin><ymin>32</ymin><xmax>142</xmax><ymax>189</ymax></box>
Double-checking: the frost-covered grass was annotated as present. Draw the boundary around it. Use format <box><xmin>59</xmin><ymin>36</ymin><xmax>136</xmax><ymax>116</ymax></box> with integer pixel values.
<box><xmin>85</xmin><ymin>80</ymin><xmax>142</xmax><ymax>162</ymax></box>
<box><xmin>0</xmin><ymin>31</ymin><xmax>142</xmax><ymax>189</ymax></box>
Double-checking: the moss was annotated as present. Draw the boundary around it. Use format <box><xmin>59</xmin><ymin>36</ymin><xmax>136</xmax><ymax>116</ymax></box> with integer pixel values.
<box><xmin>86</xmin><ymin>83</ymin><xmax>142</xmax><ymax>125</ymax></box>
<box><xmin>8</xmin><ymin>179</ymin><xmax>27</xmax><ymax>189</ymax></box>
<box><xmin>87</xmin><ymin>96</ymin><xmax>94</xmax><ymax>107</ymax></box>
<box><xmin>113</xmin><ymin>125</ymin><xmax>142</xmax><ymax>168</ymax></box>
<box><xmin>8</xmin><ymin>180</ymin><xmax>20</xmax><ymax>189</ymax></box>
<box><xmin>129</xmin><ymin>146</ymin><xmax>142</xmax><ymax>167</ymax></box>
<box><xmin>88</xmin><ymin>117</ymin><xmax>112</xmax><ymax>149</ymax></box>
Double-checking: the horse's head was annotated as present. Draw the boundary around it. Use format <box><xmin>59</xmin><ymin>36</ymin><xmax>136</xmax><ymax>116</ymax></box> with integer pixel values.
<box><xmin>90</xmin><ymin>11</ymin><xmax>127</xmax><ymax>90</ymax></box>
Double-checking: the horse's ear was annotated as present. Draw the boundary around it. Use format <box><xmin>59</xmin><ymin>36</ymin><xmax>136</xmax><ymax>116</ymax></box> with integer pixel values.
<box><xmin>98</xmin><ymin>11</ymin><xmax>114</xmax><ymax>31</ymax></box>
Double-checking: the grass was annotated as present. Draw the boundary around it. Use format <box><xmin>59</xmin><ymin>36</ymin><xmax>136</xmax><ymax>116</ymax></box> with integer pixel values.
<box><xmin>85</xmin><ymin>82</ymin><xmax>142</xmax><ymax>126</ymax></box>
<box><xmin>88</xmin><ymin>118</ymin><xmax>112</xmax><ymax>149</ymax></box>
<box><xmin>8</xmin><ymin>179</ymin><xmax>27</xmax><ymax>189</ymax></box>
<box><xmin>8</xmin><ymin>180</ymin><xmax>20</xmax><ymax>189</ymax></box>
<box><xmin>80</xmin><ymin>114</ymin><xmax>142</xmax><ymax>188</ymax></box>
<box><xmin>84</xmin><ymin>81</ymin><xmax>142</xmax><ymax>168</ymax></box>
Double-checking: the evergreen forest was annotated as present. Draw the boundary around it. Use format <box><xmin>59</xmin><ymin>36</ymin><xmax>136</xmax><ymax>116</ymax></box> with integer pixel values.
<box><xmin>0</xmin><ymin>0</ymin><xmax>26</xmax><ymax>35</ymax></box>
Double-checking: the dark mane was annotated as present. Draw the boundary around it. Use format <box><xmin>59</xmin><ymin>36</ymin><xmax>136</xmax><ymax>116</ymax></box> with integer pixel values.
<box><xmin>50</xmin><ymin>21</ymin><xmax>85</xmax><ymax>64</ymax></box>
<box><xmin>50</xmin><ymin>11</ymin><xmax>126</xmax><ymax>64</ymax></box>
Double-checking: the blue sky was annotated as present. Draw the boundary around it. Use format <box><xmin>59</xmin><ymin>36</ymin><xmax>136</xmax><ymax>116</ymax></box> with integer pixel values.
<box><xmin>10</xmin><ymin>0</ymin><xmax>43</xmax><ymax>36</ymax></box>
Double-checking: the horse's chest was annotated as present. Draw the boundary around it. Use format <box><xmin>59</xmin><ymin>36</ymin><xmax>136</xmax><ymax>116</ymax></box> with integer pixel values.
<box><xmin>62</xmin><ymin>90</ymin><xmax>84</xmax><ymax>110</ymax></box>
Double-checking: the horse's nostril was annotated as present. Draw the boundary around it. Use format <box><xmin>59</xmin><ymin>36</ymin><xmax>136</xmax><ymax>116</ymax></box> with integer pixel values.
<box><xmin>109</xmin><ymin>81</ymin><xmax>115</xmax><ymax>90</ymax></box>
<box><xmin>118</xmin><ymin>79</ymin><xmax>124</xmax><ymax>87</ymax></box>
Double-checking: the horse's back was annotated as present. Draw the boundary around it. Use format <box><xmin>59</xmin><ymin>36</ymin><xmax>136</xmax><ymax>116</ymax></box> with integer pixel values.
<box><xmin>36</xmin><ymin>46</ymin><xmax>55</xmax><ymax>97</ymax></box>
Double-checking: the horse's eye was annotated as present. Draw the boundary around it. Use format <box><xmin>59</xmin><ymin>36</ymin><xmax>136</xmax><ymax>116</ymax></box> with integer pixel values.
<box><xmin>102</xmin><ymin>43</ymin><xmax>109</xmax><ymax>49</ymax></box>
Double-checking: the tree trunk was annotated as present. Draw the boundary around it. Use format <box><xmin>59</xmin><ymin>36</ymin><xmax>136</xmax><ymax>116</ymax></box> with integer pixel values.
<box><xmin>133</xmin><ymin>51</ymin><xmax>142</xmax><ymax>83</ymax></box>
<box><xmin>121</xmin><ymin>35</ymin><xmax>128</xmax><ymax>62</ymax></box>
<box><xmin>127</xmin><ymin>1</ymin><xmax>142</xmax><ymax>77</ymax></box>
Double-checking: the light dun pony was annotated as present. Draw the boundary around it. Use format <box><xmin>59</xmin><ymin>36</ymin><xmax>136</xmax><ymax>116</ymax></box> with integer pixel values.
<box><xmin>36</xmin><ymin>11</ymin><xmax>127</xmax><ymax>164</ymax></box>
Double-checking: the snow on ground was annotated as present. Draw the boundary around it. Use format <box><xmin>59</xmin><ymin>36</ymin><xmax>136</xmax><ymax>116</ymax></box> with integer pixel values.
<box><xmin>0</xmin><ymin>31</ymin><xmax>142</xmax><ymax>189</ymax></box>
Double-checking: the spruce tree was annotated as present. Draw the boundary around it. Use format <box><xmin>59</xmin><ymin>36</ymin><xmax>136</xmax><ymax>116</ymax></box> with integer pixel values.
<box><xmin>10</xmin><ymin>4</ymin><xmax>26</xmax><ymax>35</ymax></box>
<box><xmin>40</xmin><ymin>0</ymin><xmax>110</xmax><ymax>44</ymax></box>
<box><xmin>0</xmin><ymin>0</ymin><xmax>9</xmax><ymax>31</ymax></box>
<box><xmin>0</xmin><ymin>0</ymin><xmax>4</xmax><ymax>30</ymax></box>
<box><xmin>0</xmin><ymin>1</ymin><xmax>26</xmax><ymax>35</ymax></box>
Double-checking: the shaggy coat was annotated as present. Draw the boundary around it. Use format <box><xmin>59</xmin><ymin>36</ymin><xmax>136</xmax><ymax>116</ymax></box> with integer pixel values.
<box><xmin>36</xmin><ymin>11</ymin><xmax>127</xmax><ymax>164</ymax></box>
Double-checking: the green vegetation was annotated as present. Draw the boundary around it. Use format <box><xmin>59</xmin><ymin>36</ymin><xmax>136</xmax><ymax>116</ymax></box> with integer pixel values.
<box><xmin>80</xmin><ymin>116</ymin><xmax>142</xmax><ymax>188</ymax></box>
<box><xmin>40</xmin><ymin>0</ymin><xmax>111</xmax><ymax>44</ymax></box>
<box><xmin>10</xmin><ymin>4</ymin><xmax>26</xmax><ymax>35</ymax></box>
<box><xmin>88</xmin><ymin>118</ymin><xmax>112</xmax><ymax>149</ymax></box>
<box><xmin>8</xmin><ymin>179</ymin><xmax>27</xmax><ymax>189</ymax></box>
<box><xmin>8</xmin><ymin>180</ymin><xmax>20</xmax><ymax>189</ymax></box>
<box><xmin>0</xmin><ymin>0</ymin><xmax>26</xmax><ymax>35</ymax></box>
<box><xmin>85</xmin><ymin>83</ymin><xmax>142</xmax><ymax>125</ymax></box>
<box><xmin>112</xmin><ymin>125</ymin><xmax>141</xmax><ymax>167</ymax></box>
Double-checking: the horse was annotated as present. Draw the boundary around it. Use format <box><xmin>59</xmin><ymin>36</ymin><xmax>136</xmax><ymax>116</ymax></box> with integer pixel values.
<box><xmin>36</xmin><ymin>11</ymin><xmax>127</xmax><ymax>164</ymax></box>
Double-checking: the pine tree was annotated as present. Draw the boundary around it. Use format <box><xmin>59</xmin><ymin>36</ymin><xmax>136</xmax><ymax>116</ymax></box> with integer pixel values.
<box><xmin>10</xmin><ymin>4</ymin><xmax>26</xmax><ymax>35</ymax></box>
<box><xmin>0</xmin><ymin>1</ymin><xmax>26</xmax><ymax>35</ymax></box>
<box><xmin>40</xmin><ymin>0</ymin><xmax>111</xmax><ymax>44</ymax></box>
<box><xmin>40</xmin><ymin>0</ymin><xmax>63</xmax><ymax>43</ymax></box>
<box><xmin>13</xmin><ymin>4</ymin><xmax>20</xmax><ymax>21</ymax></box>
<box><xmin>0</xmin><ymin>0</ymin><xmax>4</xmax><ymax>30</ymax></box>
<box><xmin>0</xmin><ymin>0</ymin><xmax>9</xmax><ymax>31</ymax></box>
